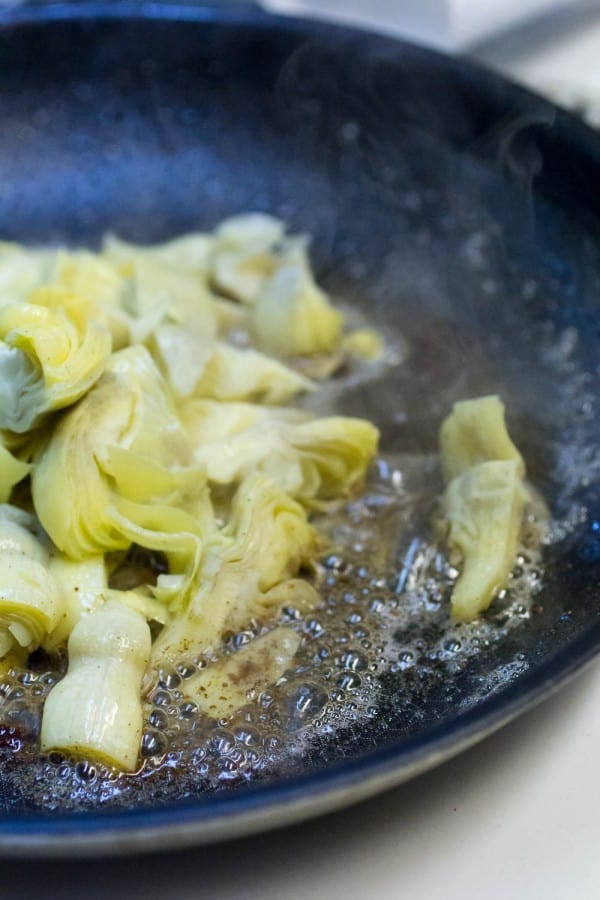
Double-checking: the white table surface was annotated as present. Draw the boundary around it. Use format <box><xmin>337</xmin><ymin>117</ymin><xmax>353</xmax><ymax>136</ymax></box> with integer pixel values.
<box><xmin>4</xmin><ymin>6</ymin><xmax>600</xmax><ymax>896</ymax></box>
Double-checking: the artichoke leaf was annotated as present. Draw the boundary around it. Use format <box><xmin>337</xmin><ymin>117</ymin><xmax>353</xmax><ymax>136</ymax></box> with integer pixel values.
<box><xmin>0</xmin><ymin>512</ymin><xmax>62</xmax><ymax>655</ymax></box>
<box><xmin>0</xmin><ymin>242</ymin><xmax>54</xmax><ymax>307</ymax></box>
<box><xmin>50</xmin><ymin>251</ymin><xmax>132</xmax><ymax>349</ymax></box>
<box><xmin>150</xmin><ymin>473</ymin><xmax>317</xmax><ymax>671</ymax></box>
<box><xmin>102</xmin><ymin>239</ymin><xmax>218</xmax><ymax>345</ymax></box>
<box><xmin>0</xmin><ymin>291</ymin><xmax>112</xmax><ymax>432</ymax></box>
<box><xmin>190</xmin><ymin>342</ymin><xmax>314</xmax><ymax>404</ymax></box>
<box><xmin>32</xmin><ymin>346</ymin><xmax>211</xmax><ymax>562</ymax></box>
<box><xmin>184</xmin><ymin>627</ymin><xmax>301</xmax><ymax>718</ymax></box>
<box><xmin>440</xmin><ymin>394</ymin><xmax>524</xmax><ymax>483</ymax></box>
<box><xmin>188</xmin><ymin>411</ymin><xmax>379</xmax><ymax>502</ymax></box>
<box><xmin>210</xmin><ymin>213</ymin><xmax>286</xmax><ymax>304</ymax></box>
<box><xmin>103</xmin><ymin>231</ymin><xmax>214</xmax><ymax>277</ymax></box>
<box><xmin>0</xmin><ymin>439</ymin><xmax>30</xmax><ymax>503</ymax></box>
<box><xmin>439</xmin><ymin>395</ymin><xmax>528</xmax><ymax>621</ymax></box>
<box><xmin>251</xmin><ymin>256</ymin><xmax>343</xmax><ymax>357</ymax></box>
<box><xmin>443</xmin><ymin>459</ymin><xmax>527</xmax><ymax>621</ymax></box>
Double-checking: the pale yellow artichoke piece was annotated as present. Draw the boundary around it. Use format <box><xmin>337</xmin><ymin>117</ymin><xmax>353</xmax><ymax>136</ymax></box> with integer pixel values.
<box><xmin>251</xmin><ymin>259</ymin><xmax>343</xmax><ymax>357</ymax></box>
<box><xmin>44</xmin><ymin>554</ymin><xmax>170</xmax><ymax>653</ymax></box>
<box><xmin>187</xmin><ymin>408</ymin><xmax>379</xmax><ymax>503</ymax></box>
<box><xmin>50</xmin><ymin>251</ymin><xmax>131</xmax><ymax>350</ymax></box>
<box><xmin>0</xmin><ymin>290</ymin><xmax>111</xmax><ymax>433</ymax></box>
<box><xmin>440</xmin><ymin>395</ymin><xmax>524</xmax><ymax>483</ymax></box>
<box><xmin>0</xmin><ymin>510</ymin><xmax>61</xmax><ymax>655</ymax></box>
<box><xmin>184</xmin><ymin>627</ymin><xmax>301</xmax><ymax>718</ymax></box>
<box><xmin>0</xmin><ymin>503</ymin><xmax>48</xmax><ymax>562</ymax></box>
<box><xmin>191</xmin><ymin>342</ymin><xmax>314</xmax><ymax>404</ymax></box>
<box><xmin>150</xmin><ymin>473</ymin><xmax>317</xmax><ymax>671</ymax></box>
<box><xmin>210</xmin><ymin>213</ymin><xmax>285</xmax><ymax>304</ymax></box>
<box><xmin>40</xmin><ymin>601</ymin><xmax>151</xmax><ymax>771</ymax></box>
<box><xmin>43</xmin><ymin>555</ymin><xmax>107</xmax><ymax>652</ymax></box>
<box><xmin>0</xmin><ymin>440</ymin><xmax>30</xmax><ymax>503</ymax></box>
<box><xmin>180</xmin><ymin>399</ymin><xmax>308</xmax><ymax>445</ymax></box>
<box><xmin>103</xmin><ymin>237</ymin><xmax>218</xmax><ymax>345</ymax></box>
<box><xmin>443</xmin><ymin>459</ymin><xmax>527</xmax><ymax>621</ymax></box>
<box><xmin>149</xmin><ymin>325</ymin><xmax>217</xmax><ymax>399</ymax></box>
<box><xmin>0</xmin><ymin>242</ymin><xmax>54</xmax><ymax>307</ymax></box>
<box><xmin>341</xmin><ymin>328</ymin><xmax>384</xmax><ymax>362</ymax></box>
<box><xmin>103</xmin><ymin>231</ymin><xmax>214</xmax><ymax>277</ymax></box>
<box><xmin>32</xmin><ymin>345</ymin><xmax>209</xmax><ymax>562</ymax></box>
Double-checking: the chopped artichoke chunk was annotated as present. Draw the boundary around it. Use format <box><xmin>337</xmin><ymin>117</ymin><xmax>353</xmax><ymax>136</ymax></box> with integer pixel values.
<box><xmin>190</xmin><ymin>342</ymin><xmax>314</xmax><ymax>404</ymax></box>
<box><xmin>440</xmin><ymin>394</ymin><xmax>524</xmax><ymax>483</ymax></box>
<box><xmin>251</xmin><ymin>258</ymin><xmax>343</xmax><ymax>357</ymax></box>
<box><xmin>0</xmin><ymin>290</ymin><xmax>111</xmax><ymax>433</ymax></box>
<box><xmin>185</xmin><ymin>627</ymin><xmax>301</xmax><ymax>718</ymax></box>
<box><xmin>185</xmin><ymin>404</ymin><xmax>379</xmax><ymax>503</ymax></box>
<box><xmin>440</xmin><ymin>395</ymin><xmax>528</xmax><ymax>621</ymax></box>
<box><xmin>0</xmin><ymin>440</ymin><xmax>30</xmax><ymax>503</ymax></box>
<box><xmin>150</xmin><ymin>474</ymin><xmax>317</xmax><ymax>671</ymax></box>
<box><xmin>32</xmin><ymin>346</ymin><xmax>209</xmax><ymax>561</ymax></box>
<box><xmin>0</xmin><ymin>242</ymin><xmax>53</xmax><ymax>307</ymax></box>
<box><xmin>40</xmin><ymin>601</ymin><xmax>151</xmax><ymax>771</ymax></box>
<box><xmin>443</xmin><ymin>460</ymin><xmax>526</xmax><ymax>621</ymax></box>
<box><xmin>103</xmin><ymin>231</ymin><xmax>214</xmax><ymax>277</ymax></box>
<box><xmin>0</xmin><ymin>509</ymin><xmax>62</xmax><ymax>655</ymax></box>
<box><xmin>50</xmin><ymin>251</ymin><xmax>132</xmax><ymax>350</ymax></box>
<box><xmin>210</xmin><ymin>213</ymin><xmax>286</xmax><ymax>304</ymax></box>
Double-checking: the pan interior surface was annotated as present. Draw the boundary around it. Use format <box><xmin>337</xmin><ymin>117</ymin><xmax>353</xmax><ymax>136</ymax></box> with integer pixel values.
<box><xmin>0</xmin><ymin>3</ymin><xmax>598</xmax><ymax>852</ymax></box>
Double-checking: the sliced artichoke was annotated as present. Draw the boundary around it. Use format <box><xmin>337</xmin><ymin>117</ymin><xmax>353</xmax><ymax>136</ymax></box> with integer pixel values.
<box><xmin>0</xmin><ymin>505</ymin><xmax>61</xmax><ymax>655</ymax></box>
<box><xmin>251</xmin><ymin>255</ymin><xmax>343</xmax><ymax>357</ymax></box>
<box><xmin>443</xmin><ymin>459</ymin><xmax>527</xmax><ymax>621</ymax></box>
<box><xmin>440</xmin><ymin>395</ymin><xmax>528</xmax><ymax>621</ymax></box>
<box><xmin>0</xmin><ymin>439</ymin><xmax>30</xmax><ymax>503</ymax></box>
<box><xmin>189</xmin><ymin>342</ymin><xmax>314</xmax><ymax>404</ymax></box>
<box><xmin>150</xmin><ymin>473</ymin><xmax>317</xmax><ymax>670</ymax></box>
<box><xmin>440</xmin><ymin>394</ymin><xmax>524</xmax><ymax>483</ymax></box>
<box><xmin>210</xmin><ymin>213</ymin><xmax>286</xmax><ymax>304</ymax></box>
<box><xmin>0</xmin><ymin>289</ymin><xmax>111</xmax><ymax>433</ymax></box>
<box><xmin>184</xmin><ymin>627</ymin><xmax>301</xmax><ymax>718</ymax></box>
<box><xmin>32</xmin><ymin>345</ymin><xmax>209</xmax><ymax>562</ymax></box>
<box><xmin>184</xmin><ymin>403</ymin><xmax>379</xmax><ymax>503</ymax></box>
<box><xmin>40</xmin><ymin>601</ymin><xmax>151</xmax><ymax>771</ymax></box>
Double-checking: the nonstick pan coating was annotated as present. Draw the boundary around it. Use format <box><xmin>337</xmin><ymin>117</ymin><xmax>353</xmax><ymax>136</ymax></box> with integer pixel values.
<box><xmin>0</xmin><ymin>2</ymin><xmax>598</xmax><ymax>856</ymax></box>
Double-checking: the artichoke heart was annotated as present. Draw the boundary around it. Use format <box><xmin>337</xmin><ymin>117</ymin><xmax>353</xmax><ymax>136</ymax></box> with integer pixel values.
<box><xmin>0</xmin><ymin>506</ymin><xmax>61</xmax><ymax>655</ymax></box>
<box><xmin>0</xmin><ymin>438</ymin><xmax>30</xmax><ymax>503</ymax></box>
<box><xmin>32</xmin><ymin>345</ymin><xmax>209</xmax><ymax>561</ymax></box>
<box><xmin>440</xmin><ymin>394</ymin><xmax>524</xmax><ymax>482</ymax></box>
<box><xmin>251</xmin><ymin>257</ymin><xmax>343</xmax><ymax>357</ymax></box>
<box><xmin>0</xmin><ymin>289</ymin><xmax>111</xmax><ymax>432</ymax></box>
<box><xmin>50</xmin><ymin>251</ymin><xmax>131</xmax><ymax>349</ymax></box>
<box><xmin>103</xmin><ymin>231</ymin><xmax>214</xmax><ymax>277</ymax></box>
<box><xmin>443</xmin><ymin>460</ymin><xmax>526</xmax><ymax>621</ymax></box>
<box><xmin>150</xmin><ymin>473</ymin><xmax>317</xmax><ymax>671</ymax></box>
<box><xmin>103</xmin><ymin>238</ymin><xmax>218</xmax><ymax>345</ymax></box>
<box><xmin>440</xmin><ymin>395</ymin><xmax>528</xmax><ymax>621</ymax></box>
<box><xmin>40</xmin><ymin>601</ymin><xmax>151</xmax><ymax>771</ymax></box>
<box><xmin>189</xmin><ymin>342</ymin><xmax>314</xmax><ymax>404</ymax></box>
<box><xmin>184</xmin><ymin>627</ymin><xmax>301</xmax><ymax>718</ymax></box>
<box><xmin>0</xmin><ymin>242</ymin><xmax>53</xmax><ymax>307</ymax></box>
<box><xmin>210</xmin><ymin>213</ymin><xmax>286</xmax><ymax>304</ymax></box>
<box><xmin>185</xmin><ymin>403</ymin><xmax>379</xmax><ymax>503</ymax></box>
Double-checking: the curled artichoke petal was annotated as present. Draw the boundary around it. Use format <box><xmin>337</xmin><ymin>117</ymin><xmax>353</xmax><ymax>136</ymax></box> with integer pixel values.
<box><xmin>32</xmin><ymin>346</ymin><xmax>211</xmax><ymax>562</ymax></box>
<box><xmin>0</xmin><ymin>292</ymin><xmax>111</xmax><ymax>432</ymax></box>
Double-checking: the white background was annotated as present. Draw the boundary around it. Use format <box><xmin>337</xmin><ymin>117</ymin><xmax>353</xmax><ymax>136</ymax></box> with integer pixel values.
<box><xmin>4</xmin><ymin>3</ymin><xmax>600</xmax><ymax>895</ymax></box>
